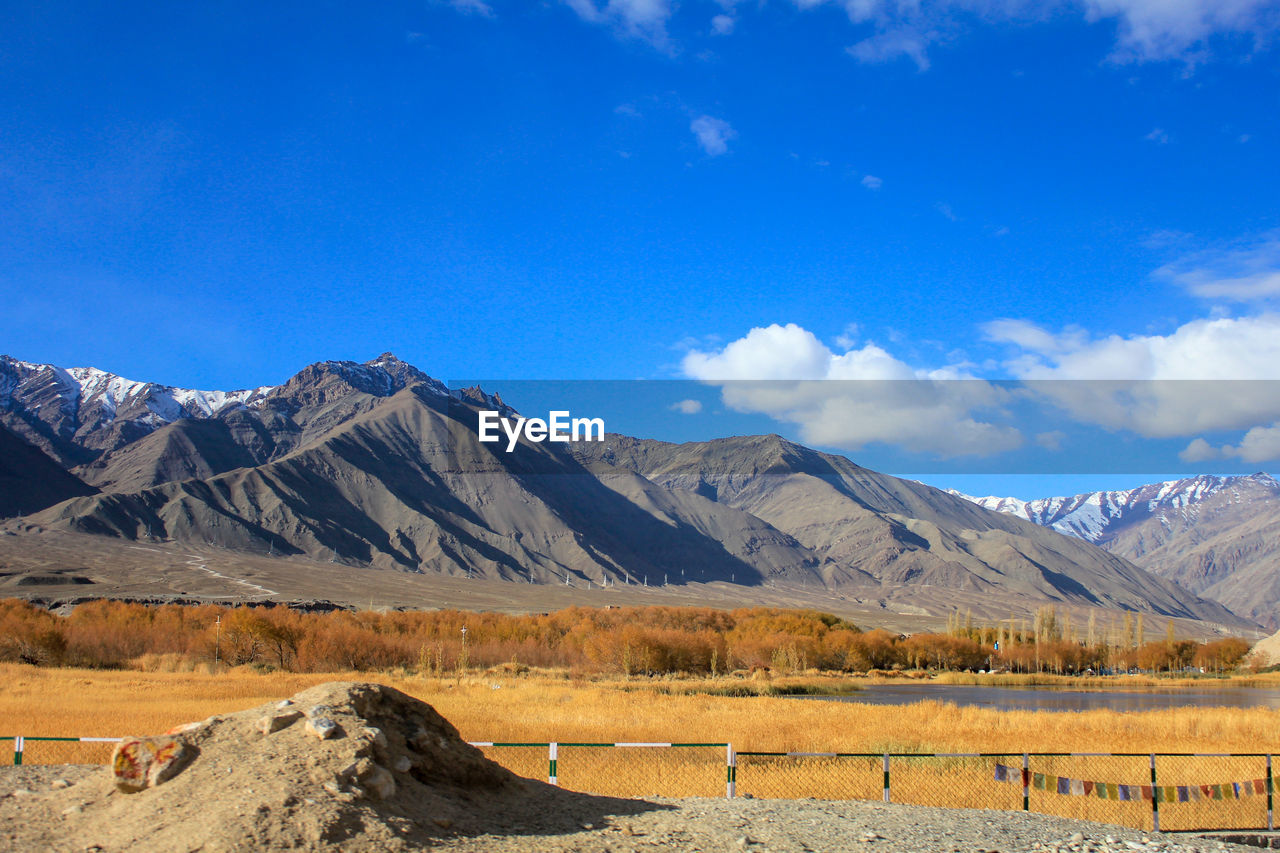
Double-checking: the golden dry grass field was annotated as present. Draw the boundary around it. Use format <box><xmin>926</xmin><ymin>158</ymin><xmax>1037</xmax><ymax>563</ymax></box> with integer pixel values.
<box><xmin>4</xmin><ymin>663</ymin><xmax>1280</xmax><ymax>753</ymax></box>
<box><xmin>4</xmin><ymin>664</ymin><xmax>1279</xmax><ymax>831</ymax></box>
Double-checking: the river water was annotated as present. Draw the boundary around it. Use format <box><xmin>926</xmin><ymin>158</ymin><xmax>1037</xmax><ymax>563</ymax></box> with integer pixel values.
<box><xmin>803</xmin><ymin>683</ymin><xmax>1280</xmax><ymax>712</ymax></box>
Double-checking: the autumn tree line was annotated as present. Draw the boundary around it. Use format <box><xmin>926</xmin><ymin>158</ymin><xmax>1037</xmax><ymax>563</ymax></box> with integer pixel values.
<box><xmin>0</xmin><ymin>598</ymin><xmax>1254</xmax><ymax>676</ymax></box>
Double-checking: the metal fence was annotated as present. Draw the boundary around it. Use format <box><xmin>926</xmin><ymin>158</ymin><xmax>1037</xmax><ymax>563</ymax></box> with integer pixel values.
<box><xmin>470</xmin><ymin>744</ymin><xmax>1276</xmax><ymax>833</ymax></box>
<box><xmin>5</xmin><ymin>735</ymin><xmax>1274</xmax><ymax>833</ymax></box>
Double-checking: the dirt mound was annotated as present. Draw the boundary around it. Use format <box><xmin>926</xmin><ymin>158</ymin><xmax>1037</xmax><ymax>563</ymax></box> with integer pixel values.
<box><xmin>0</xmin><ymin>681</ymin><xmax>661</xmax><ymax>852</ymax></box>
<box><xmin>1250</xmin><ymin>628</ymin><xmax>1280</xmax><ymax>666</ymax></box>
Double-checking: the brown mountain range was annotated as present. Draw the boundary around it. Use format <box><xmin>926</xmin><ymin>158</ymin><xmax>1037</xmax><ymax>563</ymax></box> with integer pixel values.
<box><xmin>0</xmin><ymin>354</ymin><xmax>1254</xmax><ymax>629</ymax></box>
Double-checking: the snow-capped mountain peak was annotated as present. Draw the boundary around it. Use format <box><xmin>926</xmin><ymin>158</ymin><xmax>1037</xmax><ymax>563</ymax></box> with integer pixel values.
<box><xmin>952</xmin><ymin>473</ymin><xmax>1280</xmax><ymax>543</ymax></box>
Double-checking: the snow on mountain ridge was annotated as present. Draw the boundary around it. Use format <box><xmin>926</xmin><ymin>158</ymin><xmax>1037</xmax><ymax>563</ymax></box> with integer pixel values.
<box><xmin>59</xmin><ymin>365</ymin><xmax>274</xmax><ymax>424</ymax></box>
<box><xmin>952</xmin><ymin>473</ymin><xmax>1279</xmax><ymax>544</ymax></box>
<box><xmin>0</xmin><ymin>353</ymin><xmax>472</xmax><ymax>433</ymax></box>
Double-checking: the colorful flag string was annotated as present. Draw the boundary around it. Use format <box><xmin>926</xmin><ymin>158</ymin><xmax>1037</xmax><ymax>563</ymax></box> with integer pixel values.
<box><xmin>993</xmin><ymin>764</ymin><xmax>1270</xmax><ymax>804</ymax></box>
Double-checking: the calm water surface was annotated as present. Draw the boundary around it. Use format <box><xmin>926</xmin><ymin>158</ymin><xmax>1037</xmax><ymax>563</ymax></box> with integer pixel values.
<box><xmin>804</xmin><ymin>683</ymin><xmax>1280</xmax><ymax>712</ymax></box>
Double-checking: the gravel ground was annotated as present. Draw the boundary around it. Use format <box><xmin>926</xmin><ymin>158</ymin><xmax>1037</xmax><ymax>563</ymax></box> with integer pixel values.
<box><xmin>438</xmin><ymin>796</ymin><xmax>1267</xmax><ymax>853</ymax></box>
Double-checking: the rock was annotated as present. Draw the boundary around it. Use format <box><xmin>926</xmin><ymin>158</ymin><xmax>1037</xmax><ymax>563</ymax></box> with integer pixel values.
<box><xmin>307</xmin><ymin>704</ymin><xmax>332</xmax><ymax>719</ymax></box>
<box><xmin>147</xmin><ymin>738</ymin><xmax>192</xmax><ymax>788</ymax></box>
<box><xmin>111</xmin><ymin>736</ymin><xmax>191</xmax><ymax>793</ymax></box>
<box><xmin>60</xmin><ymin>804</ymin><xmax>83</xmax><ymax>816</ymax></box>
<box><xmin>392</xmin><ymin>755</ymin><xmax>412</xmax><ymax>773</ymax></box>
<box><xmin>432</xmin><ymin>818</ymin><xmax>453</xmax><ymax>830</ymax></box>
<box><xmin>305</xmin><ymin>716</ymin><xmax>338</xmax><ymax>740</ymax></box>
<box><xmin>339</xmin><ymin>758</ymin><xmax>396</xmax><ymax>800</ymax></box>
<box><xmin>1070</xmin><ymin>834</ymin><xmax>1085</xmax><ymax>844</ymax></box>
<box><xmin>50</xmin><ymin>779</ymin><xmax>70</xmax><ymax>789</ymax></box>
<box><xmin>257</xmin><ymin>710</ymin><xmax>303</xmax><ymax>735</ymax></box>
<box><xmin>111</xmin><ymin>738</ymin><xmax>153</xmax><ymax>793</ymax></box>
<box><xmin>164</xmin><ymin>721</ymin><xmax>203</xmax><ymax>736</ymax></box>
<box><xmin>361</xmin><ymin>726</ymin><xmax>388</xmax><ymax>748</ymax></box>
<box><xmin>360</xmin><ymin>765</ymin><xmax>396</xmax><ymax>800</ymax></box>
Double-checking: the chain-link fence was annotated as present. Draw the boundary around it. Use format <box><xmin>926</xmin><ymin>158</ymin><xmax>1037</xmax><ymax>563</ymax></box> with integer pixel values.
<box><xmin>6</xmin><ymin>735</ymin><xmax>1274</xmax><ymax>833</ymax></box>
<box><xmin>471</xmin><ymin>742</ymin><xmax>731</xmax><ymax>798</ymax></box>
<box><xmin>470</xmin><ymin>745</ymin><xmax>1276</xmax><ymax>833</ymax></box>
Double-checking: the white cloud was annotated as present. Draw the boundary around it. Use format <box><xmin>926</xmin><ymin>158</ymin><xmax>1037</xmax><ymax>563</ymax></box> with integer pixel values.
<box><xmin>449</xmin><ymin>0</ymin><xmax>495</xmax><ymax>15</ymax></box>
<box><xmin>1083</xmin><ymin>0</ymin><xmax>1279</xmax><ymax>61</ymax></box>
<box><xmin>1178</xmin><ymin>437</ymin><xmax>1221</xmax><ymax>462</ymax></box>
<box><xmin>846</xmin><ymin>28</ymin><xmax>932</xmax><ymax>70</ymax></box>
<box><xmin>690</xmin><ymin>115</ymin><xmax>737</xmax><ymax>157</ymax></box>
<box><xmin>1229</xmin><ymin>423</ymin><xmax>1280</xmax><ymax>462</ymax></box>
<box><xmin>800</xmin><ymin>0</ymin><xmax>1280</xmax><ymax>68</ymax></box>
<box><xmin>563</xmin><ymin>0</ymin><xmax>674</xmax><ymax>48</ymax></box>
<box><xmin>984</xmin><ymin>314</ymin><xmax>1280</xmax><ymax>437</ymax></box>
<box><xmin>1036</xmin><ymin>430</ymin><xmax>1067</xmax><ymax>451</ymax></box>
<box><xmin>833</xmin><ymin>322</ymin><xmax>861</xmax><ymax>350</ymax></box>
<box><xmin>711</xmin><ymin>14</ymin><xmax>735</xmax><ymax>34</ymax></box>
<box><xmin>1181</xmin><ymin>424</ymin><xmax>1280</xmax><ymax>463</ymax></box>
<box><xmin>986</xmin><ymin>314</ymin><xmax>1280</xmax><ymax>381</ymax></box>
<box><xmin>1145</xmin><ymin>127</ymin><xmax>1170</xmax><ymax>144</ymax></box>
<box><xmin>1154</xmin><ymin>232</ymin><xmax>1280</xmax><ymax>302</ymax></box>
<box><xmin>860</xmin><ymin>174</ymin><xmax>883</xmax><ymax>190</ymax></box>
<box><xmin>981</xmin><ymin>319</ymin><xmax>1089</xmax><ymax>356</ymax></box>
<box><xmin>681</xmin><ymin>323</ymin><xmax>1022</xmax><ymax>456</ymax></box>
<box><xmin>935</xmin><ymin>202</ymin><xmax>958</xmax><ymax>221</ymax></box>
<box><xmin>670</xmin><ymin>399</ymin><xmax>704</xmax><ymax>414</ymax></box>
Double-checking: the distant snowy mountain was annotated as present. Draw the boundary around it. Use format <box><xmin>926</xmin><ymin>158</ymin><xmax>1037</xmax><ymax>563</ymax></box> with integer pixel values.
<box><xmin>952</xmin><ymin>474</ymin><xmax>1280</xmax><ymax>628</ymax></box>
<box><xmin>950</xmin><ymin>474</ymin><xmax>1279</xmax><ymax>545</ymax></box>
<box><xmin>0</xmin><ymin>353</ymin><xmax>460</xmax><ymax>467</ymax></box>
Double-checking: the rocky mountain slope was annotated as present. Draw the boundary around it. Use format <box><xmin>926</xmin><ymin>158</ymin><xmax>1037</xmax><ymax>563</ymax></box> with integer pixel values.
<box><xmin>1</xmin><ymin>354</ymin><xmax>1251</xmax><ymax>627</ymax></box>
<box><xmin>572</xmin><ymin>435</ymin><xmax>1242</xmax><ymax>623</ymax></box>
<box><xmin>0</xmin><ymin>353</ymin><xmax>452</xmax><ymax>471</ymax></box>
<box><xmin>956</xmin><ymin>475</ymin><xmax>1280</xmax><ymax>628</ymax></box>
<box><xmin>0</xmin><ymin>424</ymin><xmax>96</xmax><ymax>517</ymax></box>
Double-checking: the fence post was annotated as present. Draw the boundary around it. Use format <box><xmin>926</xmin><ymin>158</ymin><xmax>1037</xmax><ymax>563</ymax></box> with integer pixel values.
<box><xmin>549</xmin><ymin>742</ymin><xmax>558</xmax><ymax>786</ymax></box>
<box><xmin>726</xmin><ymin>745</ymin><xmax>736</xmax><ymax>799</ymax></box>
<box><xmin>12</xmin><ymin>737</ymin><xmax>22</xmax><ymax>766</ymax></box>
<box><xmin>1022</xmin><ymin>753</ymin><xmax>1030</xmax><ymax>812</ymax></box>
<box><xmin>1259</xmin><ymin>753</ymin><xmax>1269</xmax><ymax>824</ymax></box>
<box><xmin>1149</xmin><ymin>754</ymin><xmax>1159</xmax><ymax>833</ymax></box>
<box><xmin>882</xmin><ymin>753</ymin><xmax>890</xmax><ymax>803</ymax></box>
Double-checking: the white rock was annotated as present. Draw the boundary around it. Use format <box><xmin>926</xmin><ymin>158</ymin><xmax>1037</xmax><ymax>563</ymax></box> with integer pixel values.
<box><xmin>258</xmin><ymin>710</ymin><xmax>303</xmax><ymax>734</ymax></box>
<box><xmin>305</xmin><ymin>716</ymin><xmax>338</xmax><ymax>740</ymax></box>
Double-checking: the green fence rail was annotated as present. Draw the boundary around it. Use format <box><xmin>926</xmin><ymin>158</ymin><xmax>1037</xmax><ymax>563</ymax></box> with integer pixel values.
<box><xmin>0</xmin><ymin>735</ymin><xmax>122</xmax><ymax>766</ymax></box>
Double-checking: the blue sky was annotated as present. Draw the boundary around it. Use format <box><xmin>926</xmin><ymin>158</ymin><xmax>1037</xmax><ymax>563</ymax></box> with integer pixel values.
<box><xmin>3</xmin><ymin>0</ymin><xmax>1280</xmax><ymax>497</ymax></box>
